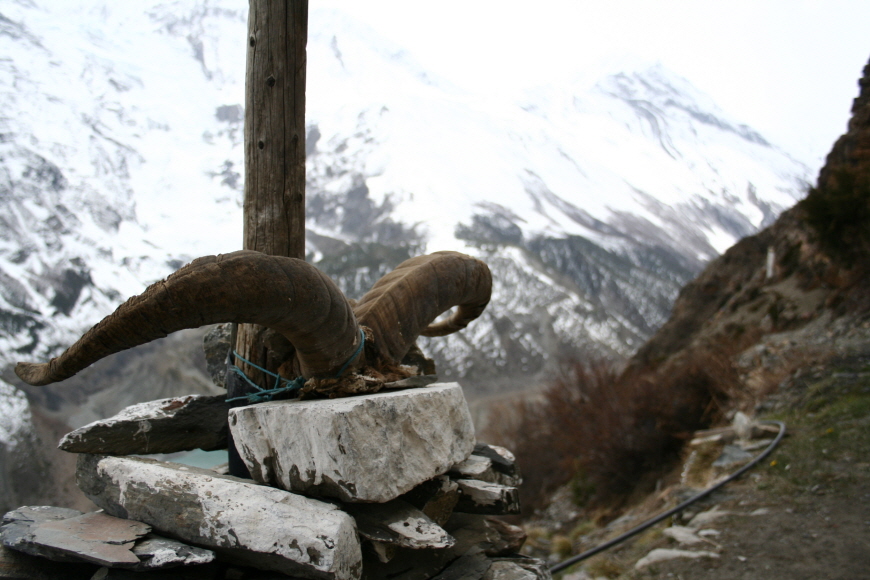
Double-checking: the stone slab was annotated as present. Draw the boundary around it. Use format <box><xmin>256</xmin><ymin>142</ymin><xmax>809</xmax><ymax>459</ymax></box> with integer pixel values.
<box><xmin>0</xmin><ymin>545</ymin><xmax>98</xmax><ymax>580</ymax></box>
<box><xmin>230</xmin><ymin>383</ymin><xmax>476</xmax><ymax>503</ymax></box>
<box><xmin>2</xmin><ymin>506</ymin><xmax>88</xmax><ymax>563</ymax></box>
<box><xmin>472</xmin><ymin>444</ymin><xmax>522</xmax><ymax>486</ymax></box>
<box><xmin>59</xmin><ymin>395</ymin><xmax>230</xmax><ymax>455</ymax></box>
<box><xmin>76</xmin><ymin>454</ymin><xmax>362</xmax><ymax>580</ymax></box>
<box><xmin>453</xmin><ymin>480</ymin><xmax>521</xmax><ymax>515</ymax></box>
<box><xmin>132</xmin><ymin>535</ymin><xmax>215</xmax><ymax>569</ymax></box>
<box><xmin>1</xmin><ymin>506</ymin><xmax>215</xmax><ymax>571</ymax></box>
<box><xmin>27</xmin><ymin>512</ymin><xmax>149</xmax><ymax>567</ymax></box>
<box><xmin>344</xmin><ymin>500</ymin><xmax>454</xmax><ymax>550</ymax></box>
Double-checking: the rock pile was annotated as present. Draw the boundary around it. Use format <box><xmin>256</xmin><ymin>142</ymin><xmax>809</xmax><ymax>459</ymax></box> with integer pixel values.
<box><xmin>1</xmin><ymin>381</ymin><xmax>550</xmax><ymax>579</ymax></box>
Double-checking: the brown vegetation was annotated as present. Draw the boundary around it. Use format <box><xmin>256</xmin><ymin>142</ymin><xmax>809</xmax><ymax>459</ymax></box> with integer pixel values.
<box><xmin>484</xmin><ymin>348</ymin><xmax>743</xmax><ymax>516</ymax></box>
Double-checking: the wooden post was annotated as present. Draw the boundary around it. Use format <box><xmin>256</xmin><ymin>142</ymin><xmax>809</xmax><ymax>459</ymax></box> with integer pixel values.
<box><xmin>228</xmin><ymin>0</ymin><xmax>309</xmax><ymax>477</ymax></box>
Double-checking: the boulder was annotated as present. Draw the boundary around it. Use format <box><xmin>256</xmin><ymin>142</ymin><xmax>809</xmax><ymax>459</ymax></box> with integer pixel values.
<box><xmin>59</xmin><ymin>395</ymin><xmax>230</xmax><ymax>455</ymax></box>
<box><xmin>76</xmin><ymin>454</ymin><xmax>362</xmax><ymax>580</ymax></box>
<box><xmin>230</xmin><ymin>383</ymin><xmax>476</xmax><ymax>503</ymax></box>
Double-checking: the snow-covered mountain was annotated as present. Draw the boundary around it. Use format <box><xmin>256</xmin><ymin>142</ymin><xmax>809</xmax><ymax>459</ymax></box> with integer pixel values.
<box><xmin>0</xmin><ymin>1</ymin><xmax>810</xmax><ymax>395</ymax></box>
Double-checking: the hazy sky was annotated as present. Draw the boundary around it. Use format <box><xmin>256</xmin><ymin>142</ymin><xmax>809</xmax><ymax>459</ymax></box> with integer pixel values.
<box><xmin>318</xmin><ymin>0</ymin><xmax>870</xmax><ymax>173</ymax></box>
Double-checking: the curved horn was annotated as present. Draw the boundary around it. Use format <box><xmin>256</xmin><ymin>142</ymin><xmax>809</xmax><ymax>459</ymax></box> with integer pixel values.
<box><xmin>353</xmin><ymin>251</ymin><xmax>491</xmax><ymax>364</ymax></box>
<box><xmin>15</xmin><ymin>250</ymin><xmax>362</xmax><ymax>386</ymax></box>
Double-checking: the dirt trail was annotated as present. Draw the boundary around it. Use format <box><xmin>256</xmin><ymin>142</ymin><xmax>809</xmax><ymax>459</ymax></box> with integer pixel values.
<box><xmin>531</xmin><ymin>351</ymin><xmax>870</xmax><ymax>580</ymax></box>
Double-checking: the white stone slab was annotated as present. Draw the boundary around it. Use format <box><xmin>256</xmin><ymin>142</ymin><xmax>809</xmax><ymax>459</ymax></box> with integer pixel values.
<box><xmin>76</xmin><ymin>455</ymin><xmax>361</xmax><ymax>580</ymax></box>
<box><xmin>229</xmin><ymin>383</ymin><xmax>476</xmax><ymax>503</ymax></box>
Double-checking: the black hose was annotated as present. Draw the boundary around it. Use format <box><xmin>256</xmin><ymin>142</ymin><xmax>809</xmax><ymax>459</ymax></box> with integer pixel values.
<box><xmin>549</xmin><ymin>420</ymin><xmax>786</xmax><ymax>575</ymax></box>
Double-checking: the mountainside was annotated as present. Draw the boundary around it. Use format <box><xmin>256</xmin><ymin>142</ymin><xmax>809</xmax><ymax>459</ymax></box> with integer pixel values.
<box><xmin>511</xmin><ymin>59</ymin><xmax>870</xmax><ymax>577</ymax></box>
<box><xmin>623</xmin><ymin>58</ymin><xmax>870</xmax><ymax>409</ymax></box>
<box><xmin>0</xmin><ymin>2</ymin><xmax>810</xmax><ymax>403</ymax></box>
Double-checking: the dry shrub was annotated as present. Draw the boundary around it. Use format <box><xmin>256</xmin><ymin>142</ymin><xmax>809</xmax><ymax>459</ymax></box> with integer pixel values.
<box><xmin>483</xmin><ymin>348</ymin><xmax>740</xmax><ymax>515</ymax></box>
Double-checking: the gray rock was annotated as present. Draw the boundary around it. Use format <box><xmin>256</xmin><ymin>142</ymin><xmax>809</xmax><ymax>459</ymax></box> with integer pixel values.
<box><xmin>2</xmin><ymin>505</ymin><xmax>85</xmax><ymax>528</ymax></box>
<box><xmin>230</xmin><ymin>383</ymin><xmax>476</xmax><ymax>503</ymax></box>
<box><xmin>345</xmin><ymin>500</ymin><xmax>454</xmax><ymax>550</ymax></box>
<box><xmin>59</xmin><ymin>395</ymin><xmax>230</xmax><ymax>455</ymax></box>
<box><xmin>202</xmin><ymin>323</ymin><xmax>232</xmax><ymax>389</ymax></box>
<box><xmin>472</xmin><ymin>444</ymin><xmax>522</xmax><ymax>486</ymax></box>
<box><xmin>3</xmin><ymin>510</ymin><xmax>149</xmax><ymax>567</ymax></box>
<box><xmin>360</xmin><ymin>509</ymin><xmax>530</xmax><ymax>579</ymax></box>
<box><xmin>2</xmin><ymin>506</ymin><xmax>87</xmax><ymax>563</ymax></box>
<box><xmin>450</xmin><ymin>455</ymin><xmax>494</xmax><ymax>480</ymax></box>
<box><xmin>132</xmin><ymin>534</ymin><xmax>215</xmax><ymax>569</ymax></box>
<box><xmin>76</xmin><ymin>454</ymin><xmax>362</xmax><ymax>580</ymax></box>
<box><xmin>453</xmin><ymin>480</ymin><xmax>521</xmax><ymax>515</ymax></box>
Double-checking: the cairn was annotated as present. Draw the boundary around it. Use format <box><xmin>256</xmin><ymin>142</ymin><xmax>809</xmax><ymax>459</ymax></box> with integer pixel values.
<box><xmin>1</xmin><ymin>338</ymin><xmax>550</xmax><ymax>580</ymax></box>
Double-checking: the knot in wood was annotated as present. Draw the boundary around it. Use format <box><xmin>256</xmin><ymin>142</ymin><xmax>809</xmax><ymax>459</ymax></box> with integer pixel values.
<box><xmin>266</xmin><ymin>75</ymin><xmax>276</xmax><ymax>87</ymax></box>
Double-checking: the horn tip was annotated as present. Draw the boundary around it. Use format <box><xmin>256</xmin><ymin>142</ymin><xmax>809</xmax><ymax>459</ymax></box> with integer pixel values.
<box><xmin>14</xmin><ymin>362</ymin><xmax>53</xmax><ymax>386</ymax></box>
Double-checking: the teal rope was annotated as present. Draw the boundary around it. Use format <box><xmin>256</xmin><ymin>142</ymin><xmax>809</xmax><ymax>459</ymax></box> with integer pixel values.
<box><xmin>226</xmin><ymin>329</ymin><xmax>366</xmax><ymax>404</ymax></box>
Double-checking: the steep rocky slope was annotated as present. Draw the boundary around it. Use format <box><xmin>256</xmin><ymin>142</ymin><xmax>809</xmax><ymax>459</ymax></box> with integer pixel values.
<box><xmin>623</xmin><ymin>59</ymin><xmax>870</xmax><ymax>405</ymax></box>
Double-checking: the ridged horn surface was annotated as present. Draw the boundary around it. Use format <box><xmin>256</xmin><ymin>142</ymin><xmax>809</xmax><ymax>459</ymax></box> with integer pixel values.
<box><xmin>354</xmin><ymin>251</ymin><xmax>492</xmax><ymax>363</ymax></box>
<box><xmin>15</xmin><ymin>250</ymin><xmax>361</xmax><ymax>386</ymax></box>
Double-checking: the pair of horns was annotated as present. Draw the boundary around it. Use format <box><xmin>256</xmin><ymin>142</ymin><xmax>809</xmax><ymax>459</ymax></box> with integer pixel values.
<box><xmin>15</xmin><ymin>250</ymin><xmax>491</xmax><ymax>387</ymax></box>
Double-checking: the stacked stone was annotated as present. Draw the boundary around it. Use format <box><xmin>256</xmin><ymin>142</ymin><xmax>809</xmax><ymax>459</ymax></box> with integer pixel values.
<box><xmin>0</xmin><ymin>382</ymin><xmax>550</xmax><ymax>580</ymax></box>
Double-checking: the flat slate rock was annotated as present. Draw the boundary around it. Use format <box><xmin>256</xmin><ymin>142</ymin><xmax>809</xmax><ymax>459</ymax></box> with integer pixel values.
<box><xmin>1</xmin><ymin>507</ymin><xmax>213</xmax><ymax>572</ymax></box>
<box><xmin>2</xmin><ymin>506</ymin><xmax>88</xmax><ymax>563</ymax></box>
<box><xmin>0</xmin><ymin>545</ymin><xmax>98</xmax><ymax>580</ymax></box>
<box><xmin>471</xmin><ymin>444</ymin><xmax>522</xmax><ymax>486</ymax></box>
<box><xmin>230</xmin><ymin>383</ymin><xmax>476</xmax><ymax>503</ymax></box>
<box><xmin>25</xmin><ymin>512</ymin><xmax>149</xmax><ymax>567</ymax></box>
<box><xmin>59</xmin><ymin>395</ymin><xmax>230</xmax><ymax>455</ymax></box>
<box><xmin>453</xmin><ymin>480</ymin><xmax>521</xmax><ymax>515</ymax></box>
<box><xmin>77</xmin><ymin>454</ymin><xmax>362</xmax><ymax>580</ymax></box>
<box><xmin>131</xmin><ymin>534</ymin><xmax>215</xmax><ymax>569</ymax></box>
<box><xmin>344</xmin><ymin>500</ymin><xmax>454</xmax><ymax>550</ymax></box>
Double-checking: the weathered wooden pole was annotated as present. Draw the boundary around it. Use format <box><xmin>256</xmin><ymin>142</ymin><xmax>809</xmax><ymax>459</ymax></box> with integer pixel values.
<box><xmin>228</xmin><ymin>0</ymin><xmax>309</xmax><ymax>476</ymax></box>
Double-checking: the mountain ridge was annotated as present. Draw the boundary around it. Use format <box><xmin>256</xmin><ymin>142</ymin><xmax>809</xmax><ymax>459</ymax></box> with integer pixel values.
<box><xmin>0</xmin><ymin>1</ymin><xmax>810</xmax><ymax>412</ymax></box>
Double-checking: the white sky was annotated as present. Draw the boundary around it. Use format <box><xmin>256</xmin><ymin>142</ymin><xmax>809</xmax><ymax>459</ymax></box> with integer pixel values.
<box><xmin>317</xmin><ymin>0</ymin><xmax>870</xmax><ymax>173</ymax></box>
